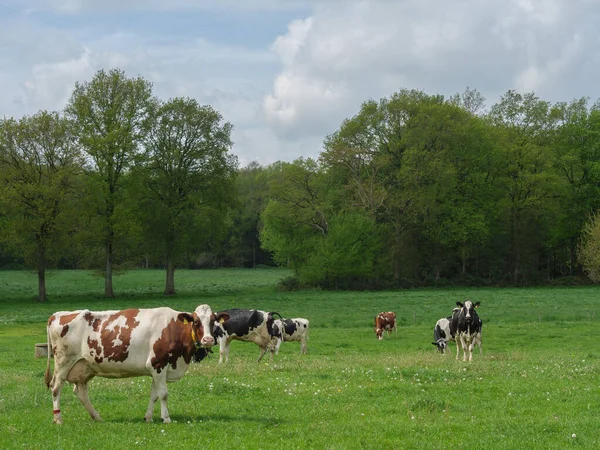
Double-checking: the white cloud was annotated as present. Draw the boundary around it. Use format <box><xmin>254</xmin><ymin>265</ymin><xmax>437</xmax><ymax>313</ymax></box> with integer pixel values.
<box><xmin>1</xmin><ymin>0</ymin><xmax>599</xmax><ymax>166</ymax></box>
<box><xmin>262</xmin><ymin>0</ymin><xmax>598</xmax><ymax>143</ymax></box>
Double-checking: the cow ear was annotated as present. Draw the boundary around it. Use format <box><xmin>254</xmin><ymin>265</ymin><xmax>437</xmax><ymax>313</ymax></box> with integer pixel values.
<box><xmin>474</xmin><ymin>302</ymin><xmax>481</xmax><ymax>308</ymax></box>
<box><xmin>215</xmin><ymin>312</ymin><xmax>230</xmax><ymax>324</ymax></box>
<box><xmin>456</xmin><ymin>302</ymin><xmax>463</xmax><ymax>307</ymax></box>
<box><xmin>177</xmin><ymin>313</ymin><xmax>194</xmax><ymax>324</ymax></box>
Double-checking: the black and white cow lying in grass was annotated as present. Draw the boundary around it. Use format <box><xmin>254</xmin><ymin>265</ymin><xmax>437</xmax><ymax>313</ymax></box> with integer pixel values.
<box><xmin>213</xmin><ymin>308</ymin><xmax>281</xmax><ymax>363</ymax></box>
<box><xmin>450</xmin><ymin>300</ymin><xmax>482</xmax><ymax>362</ymax></box>
<box><xmin>271</xmin><ymin>318</ymin><xmax>310</xmax><ymax>355</ymax></box>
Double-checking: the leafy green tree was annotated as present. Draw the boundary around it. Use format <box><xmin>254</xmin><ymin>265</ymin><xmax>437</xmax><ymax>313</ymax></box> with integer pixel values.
<box><xmin>0</xmin><ymin>111</ymin><xmax>82</xmax><ymax>301</ymax></box>
<box><xmin>578</xmin><ymin>210</ymin><xmax>600</xmax><ymax>281</ymax></box>
<box><xmin>224</xmin><ymin>162</ymin><xmax>273</xmax><ymax>268</ymax></box>
<box><xmin>66</xmin><ymin>68</ymin><xmax>154</xmax><ymax>297</ymax></box>
<box><xmin>137</xmin><ymin>97</ymin><xmax>237</xmax><ymax>294</ymax></box>
<box><xmin>260</xmin><ymin>159</ymin><xmax>329</xmax><ymax>268</ymax></box>
<box><xmin>487</xmin><ymin>90</ymin><xmax>560</xmax><ymax>282</ymax></box>
<box><xmin>549</xmin><ymin>98</ymin><xmax>600</xmax><ymax>276</ymax></box>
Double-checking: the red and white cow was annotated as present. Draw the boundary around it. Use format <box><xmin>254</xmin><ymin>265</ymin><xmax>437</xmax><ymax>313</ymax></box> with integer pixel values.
<box><xmin>271</xmin><ymin>318</ymin><xmax>310</xmax><ymax>355</ymax></box>
<box><xmin>374</xmin><ymin>312</ymin><xmax>397</xmax><ymax>340</ymax></box>
<box><xmin>44</xmin><ymin>304</ymin><xmax>228</xmax><ymax>424</ymax></box>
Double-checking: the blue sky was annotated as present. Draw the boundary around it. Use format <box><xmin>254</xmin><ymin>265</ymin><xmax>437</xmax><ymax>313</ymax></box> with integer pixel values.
<box><xmin>1</xmin><ymin>0</ymin><xmax>599</xmax><ymax>166</ymax></box>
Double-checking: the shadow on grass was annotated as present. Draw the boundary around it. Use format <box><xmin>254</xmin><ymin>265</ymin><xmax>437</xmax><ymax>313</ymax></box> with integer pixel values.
<box><xmin>109</xmin><ymin>413</ymin><xmax>286</xmax><ymax>425</ymax></box>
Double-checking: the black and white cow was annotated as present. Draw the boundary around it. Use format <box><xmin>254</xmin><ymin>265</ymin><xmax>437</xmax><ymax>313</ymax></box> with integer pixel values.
<box><xmin>432</xmin><ymin>317</ymin><xmax>452</xmax><ymax>353</ymax></box>
<box><xmin>213</xmin><ymin>308</ymin><xmax>281</xmax><ymax>363</ymax></box>
<box><xmin>432</xmin><ymin>308</ymin><xmax>460</xmax><ymax>353</ymax></box>
<box><xmin>271</xmin><ymin>318</ymin><xmax>309</xmax><ymax>355</ymax></box>
<box><xmin>450</xmin><ymin>300</ymin><xmax>482</xmax><ymax>361</ymax></box>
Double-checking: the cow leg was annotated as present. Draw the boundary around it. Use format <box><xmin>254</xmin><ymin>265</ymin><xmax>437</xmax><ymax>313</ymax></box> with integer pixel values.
<box><xmin>300</xmin><ymin>337</ymin><xmax>307</xmax><ymax>355</ymax></box>
<box><xmin>269</xmin><ymin>345</ymin><xmax>275</xmax><ymax>361</ymax></box>
<box><xmin>218</xmin><ymin>339</ymin><xmax>230</xmax><ymax>364</ymax></box>
<box><xmin>73</xmin><ymin>382</ymin><xmax>102</xmax><ymax>421</ymax></box>
<box><xmin>257</xmin><ymin>345</ymin><xmax>267</xmax><ymax>362</ymax></box>
<box><xmin>145</xmin><ymin>378</ymin><xmax>159</xmax><ymax>422</ymax></box>
<box><xmin>49</xmin><ymin>356</ymin><xmax>76</xmax><ymax>424</ymax></box>
<box><xmin>145</xmin><ymin>375</ymin><xmax>171</xmax><ymax>423</ymax></box>
<box><xmin>50</xmin><ymin>375</ymin><xmax>66</xmax><ymax>425</ymax></box>
<box><xmin>275</xmin><ymin>338</ymin><xmax>282</xmax><ymax>355</ymax></box>
<box><xmin>455</xmin><ymin>337</ymin><xmax>461</xmax><ymax>361</ymax></box>
<box><xmin>156</xmin><ymin>380</ymin><xmax>171</xmax><ymax>423</ymax></box>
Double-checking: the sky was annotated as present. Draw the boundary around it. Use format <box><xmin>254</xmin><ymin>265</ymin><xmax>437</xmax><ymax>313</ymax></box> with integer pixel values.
<box><xmin>1</xmin><ymin>0</ymin><xmax>599</xmax><ymax>167</ymax></box>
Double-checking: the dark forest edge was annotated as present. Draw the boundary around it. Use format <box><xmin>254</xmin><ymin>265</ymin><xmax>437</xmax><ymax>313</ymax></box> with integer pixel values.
<box><xmin>3</xmin><ymin>70</ymin><xmax>600</xmax><ymax>298</ymax></box>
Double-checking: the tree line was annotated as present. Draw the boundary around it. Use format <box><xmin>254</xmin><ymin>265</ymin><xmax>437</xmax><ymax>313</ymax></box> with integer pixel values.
<box><xmin>2</xmin><ymin>70</ymin><xmax>600</xmax><ymax>300</ymax></box>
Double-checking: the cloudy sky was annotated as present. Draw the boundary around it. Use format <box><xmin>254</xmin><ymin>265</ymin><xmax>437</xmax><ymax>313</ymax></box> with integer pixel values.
<box><xmin>1</xmin><ymin>0</ymin><xmax>599</xmax><ymax>166</ymax></box>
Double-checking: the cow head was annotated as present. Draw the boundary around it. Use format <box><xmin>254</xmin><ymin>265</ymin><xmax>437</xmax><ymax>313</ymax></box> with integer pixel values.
<box><xmin>271</xmin><ymin>319</ymin><xmax>283</xmax><ymax>340</ymax></box>
<box><xmin>456</xmin><ymin>300</ymin><xmax>480</xmax><ymax>325</ymax></box>
<box><xmin>178</xmin><ymin>305</ymin><xmax>229</xmax><ymax>348</ymax></box>
<box><xmin>432</xmin><ymin>339</ymin><xmax>447</xmax><ymax>353</ymax></box>
<box><xmin>266</xmin><ymin>312</ymin><xmax>283</xmax><ymax>338</ymax></box>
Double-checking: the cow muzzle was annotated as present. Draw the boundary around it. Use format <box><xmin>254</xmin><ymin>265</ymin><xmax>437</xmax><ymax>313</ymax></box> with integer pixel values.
<box><xmin>200</xmin><ymin>336</ymin><xmax>214</xmax><ymax>347</ymax></box>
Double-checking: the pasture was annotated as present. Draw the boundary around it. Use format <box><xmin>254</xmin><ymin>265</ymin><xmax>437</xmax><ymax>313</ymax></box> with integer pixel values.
<box><xmin>0</xmin><ymin>269</ymin><xmax>599</xmax><ymax>449</ymax></box>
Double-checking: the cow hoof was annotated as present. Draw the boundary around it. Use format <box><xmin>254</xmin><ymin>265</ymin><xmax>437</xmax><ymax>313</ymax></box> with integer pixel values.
<box><xmin>53</xmin><ymin>417</ymin><xmax>63</xmax><ymax>425</ymax></box>
<box><xmin>144</xmin><ymin>417</ymin><xmax>153</xmax><ymax>423</ymax></box>
<box><xmin>162</xmin><ymin>417</ymin><xmax>171</xmax><ymax>424</ymax></box>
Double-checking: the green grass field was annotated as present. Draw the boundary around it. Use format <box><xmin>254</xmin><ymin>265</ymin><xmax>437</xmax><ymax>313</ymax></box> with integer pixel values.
<box><xmin>1</xmin><ymin>269</ymin><xmax>599</xmax><ymax>449</ymax></box>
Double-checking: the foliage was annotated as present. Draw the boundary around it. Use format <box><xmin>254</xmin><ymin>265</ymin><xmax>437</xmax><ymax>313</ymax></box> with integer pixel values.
<box><xmin>65</xmin><ymin>68</ymin><xmax>155</xmax><ymax>297</ymax></box>
<box><xmin>134</xmin><ymin>97</ymin><xmax>238</xmax><ymax>294</ymax></box>
<box><xmin>262</xmin><ymin>88</ymin><xmax>600</xmax><ymax>288</ymax></box>
<box><xmin>578</xmin><ymin>210</ymin><xmax>600</xmax><ymax>282</ymax></box>
<box><xmin>0</xmin><ymin>111</ymin><xmax>82</xmax><ymax>300</ymax></box>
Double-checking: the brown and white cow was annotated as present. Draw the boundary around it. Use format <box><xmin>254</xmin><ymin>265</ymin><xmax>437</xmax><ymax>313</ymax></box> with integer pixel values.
<box><xmin>374</xmin><ymin>312</ymin><xmax>397</xmax><ymax>340</ymax></box>
<box><xmin>44</xmin><ymin>305</ymin><xmax>229</xmax><ymax>424</ymax></box>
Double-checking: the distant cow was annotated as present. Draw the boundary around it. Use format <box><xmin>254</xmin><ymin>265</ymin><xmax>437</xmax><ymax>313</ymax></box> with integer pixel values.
<box><xmin>432</xmin><ymin>317</ymin><xmax>452</xmax><ymax>353</ymax></box>
<box><xmin>450</xmin><ymin>300</ymin><xmax>482</xmax><ymax>361</ymax></box>
<box><xmin>44</xmin><ymin>305</ymin><xmax>228</xmax><ymax>424</ymax></box>
<box><xmin>375</xmin><ymin>312</ymin><xmax>397</xmax><ymax>340</ymax></box>
<box><xmin>432</xmin><ymin>308</ymin><xmax>460</xmax><ymax>353</ymax></box>
<box><xmin>213</xmin><ymin>308</ymin><xmax>281</xmax><ymax>363</ymax></box>
<box><xmin>272</xmin><ymin>318</ymin><xmax>310</xmax><ymax>355</ymax></box>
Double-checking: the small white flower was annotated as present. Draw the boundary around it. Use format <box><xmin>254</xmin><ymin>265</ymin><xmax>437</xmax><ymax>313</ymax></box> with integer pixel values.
<box><xmin>572</xmin><ymin>434</ymin><xmax>577</xmax><ymax>438</ymax></box>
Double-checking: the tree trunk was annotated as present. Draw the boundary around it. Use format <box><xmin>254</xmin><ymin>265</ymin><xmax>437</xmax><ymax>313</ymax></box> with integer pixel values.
<box><xmin>164</xmin><ymin>258</ymin><xmax>176</xmax><ymax>295</ymax></box>
<box><xmin>105</xmin><ymin>241</ymin><xmax>115</xmax><ymax>298</ymax></box>
<box><xmin>37</xmin><ymin>247</ymin><xmax>47</xmax><ymax>302</ymax></box>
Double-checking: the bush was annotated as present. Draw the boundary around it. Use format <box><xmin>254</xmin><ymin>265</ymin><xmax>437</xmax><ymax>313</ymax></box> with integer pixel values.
<box><xmin>277</xmin><ymin>275</ymin><xmax>301</xmax><ymax>291</ymax></box>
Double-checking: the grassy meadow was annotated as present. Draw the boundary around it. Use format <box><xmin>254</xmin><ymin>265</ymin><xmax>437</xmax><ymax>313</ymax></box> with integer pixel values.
<box><xmin>0</xmin><ymin>269</ymin><xmax>599</xmax><ymax>449</ymax></box>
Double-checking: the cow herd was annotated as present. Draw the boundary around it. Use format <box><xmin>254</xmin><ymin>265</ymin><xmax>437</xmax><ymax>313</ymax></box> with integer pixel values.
<box><xmin>44</xmin><ymin>300</ymin><xmax>480</xmax><ymax>424</ymax></box>
<box><xmin>44</xmin><ymin>305</ymin><xmax>308</xmax><ymax>424</ymax></box>
<box><xmin>376</xmin><ymin>300</ymin><xmax>483</xmax><ymax>362</ymax></box>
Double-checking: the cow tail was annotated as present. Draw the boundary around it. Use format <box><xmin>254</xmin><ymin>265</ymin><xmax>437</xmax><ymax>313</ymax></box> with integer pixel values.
<box><xmin>44</xmin><ymin>324</ymin><xmax>53</xmax><ymax>389</ymax></box>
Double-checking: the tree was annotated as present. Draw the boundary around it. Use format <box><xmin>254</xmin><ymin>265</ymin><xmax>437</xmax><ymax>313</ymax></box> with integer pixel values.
<box><xmin>224</xmin><ymin>162</ymin><xmax>273</xmax><ymax>268</ymax></box>
<box><xmin>578</xmin><ymin>210</ymin><xmax>600</xmax><ymax>282</ymax></box>
<box><xmin>0</xmin><ymin>111</ymin><xmax>82</xmax><ymax>301</ymax></box>
<box><xmin>66</xmin><ymin>68</ymin><xmax>154</xmax><ymax>297</ymax></box>
<box><xmin>487</xmin><ymin>90</ymin><xmax>560</xmax><ymax>282</ymax></box>
<box><xmin>137</xmin><ymin>97</ymin><xmax>237</xmax><ymax>295</ymax></box>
